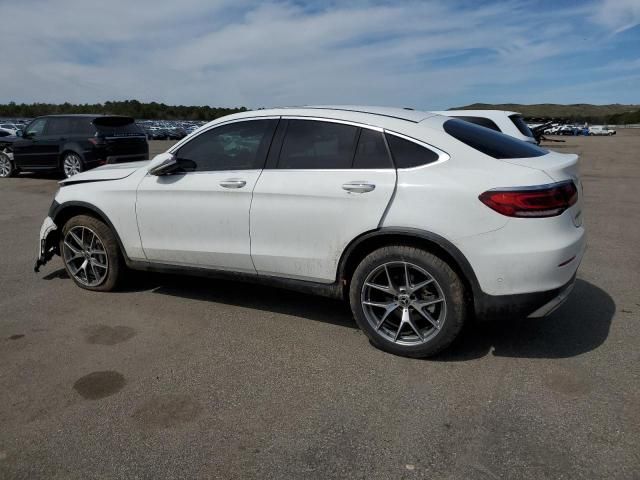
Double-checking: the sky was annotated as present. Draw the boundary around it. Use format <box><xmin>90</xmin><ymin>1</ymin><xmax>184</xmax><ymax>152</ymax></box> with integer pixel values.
<box><xmin>0</xmin><ymin>0</ymin><xmax>639</xmax><ymax>110</ymax></box>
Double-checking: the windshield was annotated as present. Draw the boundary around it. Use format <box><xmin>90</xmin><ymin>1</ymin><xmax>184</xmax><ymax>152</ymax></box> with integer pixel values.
<box><xmin>93</xmin><ymin>117</ymin><xmax>143</xmax><ymax>136</ymax></box>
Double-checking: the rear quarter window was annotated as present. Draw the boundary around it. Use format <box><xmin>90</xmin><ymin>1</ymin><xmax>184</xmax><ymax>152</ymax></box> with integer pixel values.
<box><xmin>385</xmin><ymin>133</ymin><xmax>440</xmax><ymax>168</ymax></box>
<box><xmin>443</xmin><ymin>119</ymin><xmax>547</xmax><ymax>159</ymax></box>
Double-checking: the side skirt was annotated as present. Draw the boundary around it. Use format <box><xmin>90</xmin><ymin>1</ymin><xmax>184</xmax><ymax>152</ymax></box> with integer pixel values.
<box><xmin>125</xmin><ymin>259</ymin><xmax>344</xmax><ymax>300</ymax></box>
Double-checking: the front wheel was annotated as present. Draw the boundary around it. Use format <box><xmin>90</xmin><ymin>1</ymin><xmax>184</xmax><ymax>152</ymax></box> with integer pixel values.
<box><xmin>349</xmin><ymin>246</ymin><xmax>466</xmax><ymax>358</ymax></box>
<box><xmin>60</xmin><ymin>215</ymin><xmax>123</xmax><ymax>291</ymax></box>
<box><xmin>0</xmin><ymin>152</ymin><xmax>16</xmax><ymax>177</ymax></box>
<box><xmin>62</xmin><ymin>152</ymin><xmax>84</xmax><ymax>178</ymax></box>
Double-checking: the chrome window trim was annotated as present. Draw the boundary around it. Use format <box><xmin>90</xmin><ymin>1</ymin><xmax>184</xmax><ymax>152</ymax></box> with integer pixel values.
<box><xmin>168</xmin><ymin>116</ymin><xmax>282</xmax><ymax>154</ymax></box>
<box><xmin>280</xmin><ymin>115</ymin><xmax>384</xmax><ymax>132</ymax></box>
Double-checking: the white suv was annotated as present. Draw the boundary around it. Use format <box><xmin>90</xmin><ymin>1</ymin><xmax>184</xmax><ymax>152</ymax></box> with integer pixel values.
<box><xmin>35</xmin><ymin>106</ymin><xmax>585</xmax><ymax>357</ymax></box>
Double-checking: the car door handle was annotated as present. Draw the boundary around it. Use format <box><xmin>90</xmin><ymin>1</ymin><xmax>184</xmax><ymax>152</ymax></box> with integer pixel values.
<box><xmin>342</xmin><ymin>182</ymin><xmax>376</xmax><ymax>193</ymax></box>
<box><xmin>219</xmin><ymin>179</ymin><xmax>247</xmax><ymax>189</ymax></box>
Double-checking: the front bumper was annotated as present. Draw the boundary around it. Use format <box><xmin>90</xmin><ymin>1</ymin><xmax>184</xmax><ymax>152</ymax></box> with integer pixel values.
<box><xmin>34</xmin><ymin>216</ymin><xmax>58</xmax><ymax>272</ymax></box>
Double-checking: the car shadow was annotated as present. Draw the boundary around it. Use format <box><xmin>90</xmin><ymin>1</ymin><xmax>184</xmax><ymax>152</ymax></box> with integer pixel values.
<box><xmin>146</xmin><ymin>273</ymin><xmax>357</xmax><ymax>330</ymax></box>
<box><xmin>41</xmin><ymin>269</ymin><xmax>613</xmax><ymax>358</ymax></box>
<box><xmin>434</xmin><ymin>279</ymin><xmax>614</xmax><ymax>361</ymax></box>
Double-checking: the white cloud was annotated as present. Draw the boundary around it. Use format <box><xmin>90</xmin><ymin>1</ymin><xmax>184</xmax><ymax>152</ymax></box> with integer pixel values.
<box><xmin>0</xmin><ymin>0</ymin><xmax>637</xmax><ymax>109</ymax></box>
<box><xmin>592</xmin><ymin>0</ymin><xmax>640</xmax><ymax>34</ymax></box>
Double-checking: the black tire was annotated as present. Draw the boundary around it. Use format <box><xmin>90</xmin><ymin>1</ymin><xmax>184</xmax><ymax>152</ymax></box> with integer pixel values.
<box><xmin>349</xmin><ymin>245</ymin><xmax>466</xmax><ymax>358</ymax></box>
<box><xmin>59</xmin><ymin>215</ymin><xmax>123</xmax><ymax>292</ymax></box>
<box><xmin>0</xmin><ymin>152</ymin><xmax>16</xmax><ymax>178</ymax></box>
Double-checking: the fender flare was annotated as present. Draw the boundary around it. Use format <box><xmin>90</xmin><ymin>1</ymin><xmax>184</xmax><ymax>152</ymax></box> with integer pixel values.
<box><xmin>337</xmin><ymin>227</ymin><xmax>482</xmax><ymax>300</ymax></box>
<box><xmin>49</xmin><ymin>200</ymin><xmax>131</xmax><ymax>263</ymax></box>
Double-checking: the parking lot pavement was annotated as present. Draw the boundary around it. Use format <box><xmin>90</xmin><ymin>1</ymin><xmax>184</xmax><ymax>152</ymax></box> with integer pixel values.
<box><xmin>1</xmin><ymin>134</ymin><xmax>639</xmax><ymax>479</ymax></box>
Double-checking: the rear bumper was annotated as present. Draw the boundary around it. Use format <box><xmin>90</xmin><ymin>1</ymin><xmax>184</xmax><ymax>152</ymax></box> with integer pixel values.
<box><xmin>474</xmin><ymin>274</ymin><xmax>576</xmax><ymax>320</ymax></box>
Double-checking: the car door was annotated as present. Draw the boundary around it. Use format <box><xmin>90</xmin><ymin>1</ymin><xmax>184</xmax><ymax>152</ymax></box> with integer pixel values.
<box><xmin>136</xmin><ymin>118</ymin><xmax>278</xmax><ymax>273</ymax></box>
<box><xmin>250</xmin><ymin>118</ymin><xmax>397</xmax><ymax>283</ymax></box>
<box><xmin>13</xmin><ymin>118</ymin><xmax>58</xmax><ymax>168</ymax></box>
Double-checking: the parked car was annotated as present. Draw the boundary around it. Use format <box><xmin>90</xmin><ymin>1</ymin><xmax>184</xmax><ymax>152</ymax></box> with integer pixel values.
<box><xmin>558</xmin><ymin>125</ymin><xmax>581</xmax><ymax>136</ymax></box>
<box><xmin>0</xmin><ymin>123</ymin><xmax>20</xmax><ymax>135</ymax></box>
<box><xmin>34</xmin><ymin>106</ymin><xmax>585</xmax><ymax>358</ymax></box>
<box><xmin>433</xmin><ymin>110</ymin><xmax>537</xmax><ymax>144</ymax></box>
<box><xmin>0</xmin><ymin>115</ymin><xmax>149</xmax><ymax>178</ymax></box>
<box><xmin>589</xmin><ymin>126</ymin><xmax>616</xmax><ymax>136</ymax></box>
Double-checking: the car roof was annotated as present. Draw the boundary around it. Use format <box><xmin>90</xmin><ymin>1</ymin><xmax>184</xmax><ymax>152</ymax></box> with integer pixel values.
<box><xmin>208</xmin><ymin>105</ymin><xmax>447</xmax><ymax>131</ymax></box>
<box><xmin>301</xmin><ymin>105</ymin><xmax>437</xmax><ymax>123</ymax></box>
<box><xmin>434</xmin><ymin>109</ymin><xmax>521</xmax><ymax>119</ymax></box>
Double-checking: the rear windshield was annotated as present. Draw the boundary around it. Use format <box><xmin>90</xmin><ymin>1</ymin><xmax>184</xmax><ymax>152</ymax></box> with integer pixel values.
<box><xmin>92</xmin><ymin>117</ymin><xmax>143</xmax><ymax>136</ymax></box>
<box><xmin>455</xmin><ymin>116</ymin><xmax>501</xmax><ymax>132</ymax></box>
<box><xmin>509</xmin><ymin>114</ymin><xmax>534</xmax><ymax>138</ymax></box>
<box><xmin>443</xmin><ymin>119</ymin><xmax>547</xmax><ymax>159</ymax></box>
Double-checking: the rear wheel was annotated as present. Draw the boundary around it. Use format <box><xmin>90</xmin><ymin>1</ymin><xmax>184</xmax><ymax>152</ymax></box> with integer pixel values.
<box><xmin>60</xmin><ymin>215</ymin><xmax>123</xmax><ymax>291</ymax></box>
<box><xmin>62</xmin><ymin>152</ymin><xmax>84</xmax><ymax>178</ymax></box>
<box><xmin>349</xmin><ymin>246</ymin><xmax>466</xmax><ymax>358</ymax></box>
<box><xmin>0</xmin><ymin>152</ymin><xmax>15</xmax><ymax>177</ymax></box>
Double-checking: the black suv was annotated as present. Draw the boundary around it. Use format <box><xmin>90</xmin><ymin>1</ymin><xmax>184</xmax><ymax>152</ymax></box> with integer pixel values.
<box><xmin>0</xmin><ymin>115</ymin><xmax>148</xmax><ymax>178</ymax></box>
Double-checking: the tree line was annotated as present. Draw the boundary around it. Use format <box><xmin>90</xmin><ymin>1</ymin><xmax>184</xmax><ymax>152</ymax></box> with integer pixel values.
<box><xmin>0</xmin><ymin>100</ymin><xmax>248</xmax><ymax>120</ymax></box>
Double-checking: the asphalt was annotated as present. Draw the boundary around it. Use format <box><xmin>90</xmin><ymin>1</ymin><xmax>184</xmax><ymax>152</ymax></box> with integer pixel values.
<box><xmin>1</xmin><ymin>134</ymin><xmax>638</xmax><ymax>479</ymax></box>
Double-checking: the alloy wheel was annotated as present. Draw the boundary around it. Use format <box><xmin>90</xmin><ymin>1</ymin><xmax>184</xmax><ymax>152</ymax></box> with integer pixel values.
<box><xmin>0</xmin><ymin>153</ymin><xmax>12</xmax><ymax>177</ymax></box>
<box><xmin>63</xmin><ymin>154</ymin><xmax>82</xmax><ymax>177</ymax></box>
<box><xmin>361</xmin><ymin>261</ymin><xmax>447</xmax><ymax>346</ymax></box>
<box><xmin>62</xmin><ymin>226</ymin><xmax>109</xmax><ymax>287</ymax></box>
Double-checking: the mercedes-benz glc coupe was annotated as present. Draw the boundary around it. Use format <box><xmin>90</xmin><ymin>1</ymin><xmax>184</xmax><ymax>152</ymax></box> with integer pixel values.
<box><xmin>35</xmin><ymin>106</ymin><xmax>585</xmax><ymax>357</ymax></box>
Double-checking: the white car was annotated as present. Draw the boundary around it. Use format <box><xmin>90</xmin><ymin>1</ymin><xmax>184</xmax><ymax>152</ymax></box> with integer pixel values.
<box><xmin>589</xmin><ymin>126</ymin><xmax>616</xmax><ymax>136</ymax></box>
<box><xmin>34</xmin><ymin>106</ymin><xmax>585</xmax><ymax>357</ymax></box>
<box><xmin>0</xmin><ymin>123</ymin><xmax>20</xmax><ymax>135</ymax></box>
<box><xmin>433</xmin><ymin>110</ymin><xmax>537</xmax><ymax>144</ymax></box>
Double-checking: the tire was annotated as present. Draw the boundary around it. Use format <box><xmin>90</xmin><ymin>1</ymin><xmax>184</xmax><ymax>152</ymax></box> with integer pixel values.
<box><xmin>349</xmin><ymin>245</ymin><xmax>466</xmax><ymax>358</ymax></box>
<box><xmin>59</xmin><ymin>215</ymin><xmax>123</xmax><ymax>292</ymax></box>
<box><xmin>0</xmin><ymin>152</ymin><xmax>16</xmax><ymax>178</ymax></box>
<box><xmin>62</xmin><ymin>152</ymin><xmax>84</xmax><ymax>178</ymax></box>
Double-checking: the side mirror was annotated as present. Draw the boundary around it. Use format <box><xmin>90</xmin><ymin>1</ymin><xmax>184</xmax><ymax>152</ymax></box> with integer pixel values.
<box><xmin>16</xmin><ymin>130</ymin><xmax>23</xmax><ymax>137</ymax></box>
<box><xmin>148</xmin><ymin>152</ymin><xmax>178</xmax><ymax>176</ymax></box>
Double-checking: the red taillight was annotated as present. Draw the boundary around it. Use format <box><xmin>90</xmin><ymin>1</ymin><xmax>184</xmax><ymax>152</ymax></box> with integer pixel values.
<box><xmin>479</xmin><ymin>181</ymin><xmax>578</xmax><ymax>218</ymax></box>
<box><xmin>88</xmin><ymin>137</ymin><xmax>106</xmax><ymax>146</ymax></box>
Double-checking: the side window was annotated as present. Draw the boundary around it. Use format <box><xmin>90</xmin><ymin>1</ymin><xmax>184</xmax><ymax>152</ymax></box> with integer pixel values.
<box><xmin>385</xmin><ymin>133</ymin><xmax>439</xmax><ymax>168</ymax></box>
<box><xmin>353</xmin><ymin>129</ymin><xmax>392</xmax><ymax>169</ymax></box>
<box><xmin>277</xmin><ymin>120</ymin><xmax>358</xmax><ymax>169</ymax></box>
<box><xmin>176</xmin><ymin>119</ymin><xmax>277</xmax><ymax>172</ymax></box>
<box><xmin>46</xmin><ymin>118</ymin><xmax>71</xmax><ymax>136</ymax></box>
<box><xmin>70</xmin><ymin>118</ymin><xmax>97</xmax><ymax>136</ymax></box>
<box><xmin>25</xmin><ymin>118</ymin><xmax>47</xmax><ymax>137</ymax></box>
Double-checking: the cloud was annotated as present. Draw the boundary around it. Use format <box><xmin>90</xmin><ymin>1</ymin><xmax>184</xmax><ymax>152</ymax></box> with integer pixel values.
<box><xmin>0</xmin><ymin>0</ymin><xmax>638</xmax><ymax>109</ymax></box>
<box><xmin>592</xmin><ymin>0</ymin><xmax>640</xmax><ymax>34</ymax></box>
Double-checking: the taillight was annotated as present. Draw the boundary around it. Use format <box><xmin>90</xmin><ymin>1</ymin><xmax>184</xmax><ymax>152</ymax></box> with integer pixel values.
<box><xmin>479</xmin><ymin>181</ymin><xmax>578</xmax><ymax>218</ymax></box>
<box><xmin>88</xmin><ymin>137</ymin><xmax>106</xmax><ymax>146</ymax></box>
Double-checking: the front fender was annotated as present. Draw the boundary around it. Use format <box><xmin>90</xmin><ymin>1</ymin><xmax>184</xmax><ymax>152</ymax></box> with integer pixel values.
<box><xmin>34</xmin><ymin>217</ymin><xmax>59</xmax><ymax>272</ymax></box>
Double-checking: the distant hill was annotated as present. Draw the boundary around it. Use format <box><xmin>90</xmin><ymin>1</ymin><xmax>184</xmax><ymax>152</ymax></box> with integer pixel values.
<box><xmin>451</xmin><ymin>103</ymin><xmax>640</xmax><ymax>123</ymax></box>
<box><xmin>0</xmin><ymin>100</ymin><xmax>247</xmax><ymax>121</ymax></box>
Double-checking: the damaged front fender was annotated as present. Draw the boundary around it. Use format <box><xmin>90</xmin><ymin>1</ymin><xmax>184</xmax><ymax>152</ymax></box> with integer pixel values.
<box><xmin>34</xmin><ymin>217</ymin><xmax>59</xmax><ymax>272</ymax></box>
